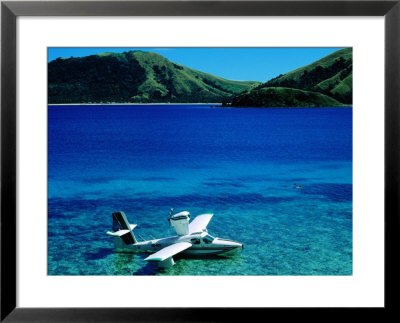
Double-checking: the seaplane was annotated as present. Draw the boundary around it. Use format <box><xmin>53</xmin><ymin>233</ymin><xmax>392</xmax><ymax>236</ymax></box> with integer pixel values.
<box><xmin>106</xmin><ymin>209</ymin><xmax>243</xmax><ymax>268</ymax></box>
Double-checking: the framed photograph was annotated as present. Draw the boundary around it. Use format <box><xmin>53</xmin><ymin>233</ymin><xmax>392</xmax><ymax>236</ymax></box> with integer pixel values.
<box><xmin>1</xmin><ymin>0</ymin><xmax>399</xmax><ymax>321</ymax></box>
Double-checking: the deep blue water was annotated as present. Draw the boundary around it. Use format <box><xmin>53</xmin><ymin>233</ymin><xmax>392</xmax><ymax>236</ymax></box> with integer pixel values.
<box><xmin>48</xmin><ymin>105</ymin><xmax>352</xmax><ymax>275</ymax></box>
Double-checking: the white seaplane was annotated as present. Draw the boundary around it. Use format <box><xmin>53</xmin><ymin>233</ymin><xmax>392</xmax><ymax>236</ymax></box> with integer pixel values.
<box><xmin>106</xmin><ymin>209</ymin><xmax>243</xmax><ymax>268</ymax></box>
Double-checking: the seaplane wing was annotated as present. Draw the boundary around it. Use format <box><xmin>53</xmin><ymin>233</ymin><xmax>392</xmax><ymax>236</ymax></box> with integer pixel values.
<box><xmin>144</xmin><ymin>242</ymin><xmax>192</xmax><ymax>262</ymax></box>
<box><xmin>188</xmin><ymin>213</ymin><xmax>213</xmax><ymax>234</ymax></box>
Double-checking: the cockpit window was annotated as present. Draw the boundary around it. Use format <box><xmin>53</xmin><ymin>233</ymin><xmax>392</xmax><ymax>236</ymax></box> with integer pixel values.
<box><xmin>191</xmin><ymin>238</ymin><xmax>200</xmax><ymax>245</ymax></box>
<box><xmin>202</xmin><ymin>234</ymin><xmax>214</xmax><ymax>244</ymax></box>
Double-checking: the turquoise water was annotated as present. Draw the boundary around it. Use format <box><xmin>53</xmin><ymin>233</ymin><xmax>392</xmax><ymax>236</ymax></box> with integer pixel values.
<box><xmin>48</xmin><ymin>105</ymin><xmax>352</xmax><ymax>275</ymax></box>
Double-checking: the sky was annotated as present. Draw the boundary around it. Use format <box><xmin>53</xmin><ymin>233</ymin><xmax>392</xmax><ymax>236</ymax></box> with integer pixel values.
<box><xmin>48</xmin><ymin>47</ymin><xmax>345</xmax><ymax>83</ymax></box>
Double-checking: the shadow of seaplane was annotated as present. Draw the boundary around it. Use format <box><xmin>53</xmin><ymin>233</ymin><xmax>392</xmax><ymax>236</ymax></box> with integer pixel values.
<box><xmin>106</xmin><ymin>209</ymin><xmax>243</xmax><ymax>268</ymax></box>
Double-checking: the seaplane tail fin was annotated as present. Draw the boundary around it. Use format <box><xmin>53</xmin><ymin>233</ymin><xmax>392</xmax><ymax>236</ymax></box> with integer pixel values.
<box><xmin>188</xmin><ymin>213</ymin><xmax>213</xmax><ymax>234</ymax></box>
<box><xmin>107</xmin><ymin>211</ymin><xmax>138</xmax><ymax>244</ymax></box>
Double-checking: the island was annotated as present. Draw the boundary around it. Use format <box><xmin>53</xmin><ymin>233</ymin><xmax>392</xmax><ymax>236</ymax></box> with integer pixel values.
<box><xmin>48</xmin><ymin>48</ymin><xmax>352</xmax><ymax>107</ymax></box>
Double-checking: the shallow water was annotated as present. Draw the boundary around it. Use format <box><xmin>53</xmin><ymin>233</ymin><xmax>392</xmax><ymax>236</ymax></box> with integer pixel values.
<box><xmin>48</xmin><ymin>105</ymin><xmax>352</xmax><ymax>275</ymax></box>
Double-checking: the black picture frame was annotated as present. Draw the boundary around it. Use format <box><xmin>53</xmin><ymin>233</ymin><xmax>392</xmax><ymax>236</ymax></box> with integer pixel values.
<box><xmin>1</xmin><ymin>0</ymin><xmax>399</xmax><ymax>321</ymax></box>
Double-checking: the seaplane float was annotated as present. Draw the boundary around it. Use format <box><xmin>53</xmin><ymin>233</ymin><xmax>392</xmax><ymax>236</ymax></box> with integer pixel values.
<box><xmin>107</xmin><ymin>209</ymin><xmax>243</xmax><ymax>268</ymax></box>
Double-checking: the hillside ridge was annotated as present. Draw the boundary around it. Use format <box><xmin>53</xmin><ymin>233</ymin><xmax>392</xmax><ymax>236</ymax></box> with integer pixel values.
<box><xmin>48</xmin><ymin>50</ymin><xmax>260</xmax><ymax>104</ymax></box>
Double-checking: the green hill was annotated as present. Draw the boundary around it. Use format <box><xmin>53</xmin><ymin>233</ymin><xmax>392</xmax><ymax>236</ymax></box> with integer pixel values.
<box><xmin>231</xmin><ymin>87</ymin><xmax>346</xmax><ymax>108</ymax></box>
<box><xmin>48</xmin><ymin>51</ymin><xmax>260</xmax><ymax>104</ymax></box>
<box><xmin>258</xmin><ymin>48</ymin><xmax>352</xmax><ymax>104</ymax></box>
<box><xmin>229</xmin><ymin>48</ymin><xmax>352</xmax><ymax>108</ymax></box>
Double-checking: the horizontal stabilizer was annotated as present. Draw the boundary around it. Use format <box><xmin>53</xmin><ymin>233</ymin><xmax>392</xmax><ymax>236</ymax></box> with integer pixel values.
<box><xmin>188</xmin><ymin>213</ymin><xmax>213</xmax><ymax>234</ymax></box>
<box><xmin>107</xmin><ymin>230</ymin><xmax>129</xmax><ymax>237</ymax></box>
<box><xmin>107</xmin><ymin>225</ymin><xmax>137</xmax><ymax>237</ymax></box>
<box><xmin>145</xmin><ymin>242</ymin><xmax>192</xmax><ymax>262</ymax></box>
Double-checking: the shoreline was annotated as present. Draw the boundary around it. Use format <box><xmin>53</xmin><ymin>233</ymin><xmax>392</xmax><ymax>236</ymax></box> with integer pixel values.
<box><xmin>47</xmin><ymin>103</ymin><xmax>352</xmax><ymax>108</ymax></box>
<box><xmin>48</xmin><ymin>102</ymin><xmax>222</xmax><ymax>106</ymax></box>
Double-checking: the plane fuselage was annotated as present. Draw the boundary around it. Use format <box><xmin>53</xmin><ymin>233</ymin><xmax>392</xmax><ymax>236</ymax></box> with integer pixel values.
<box><xmin>114</xmin><ymin>231</ymin><xmax>243</xmax><ymax>256</ymax></box>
